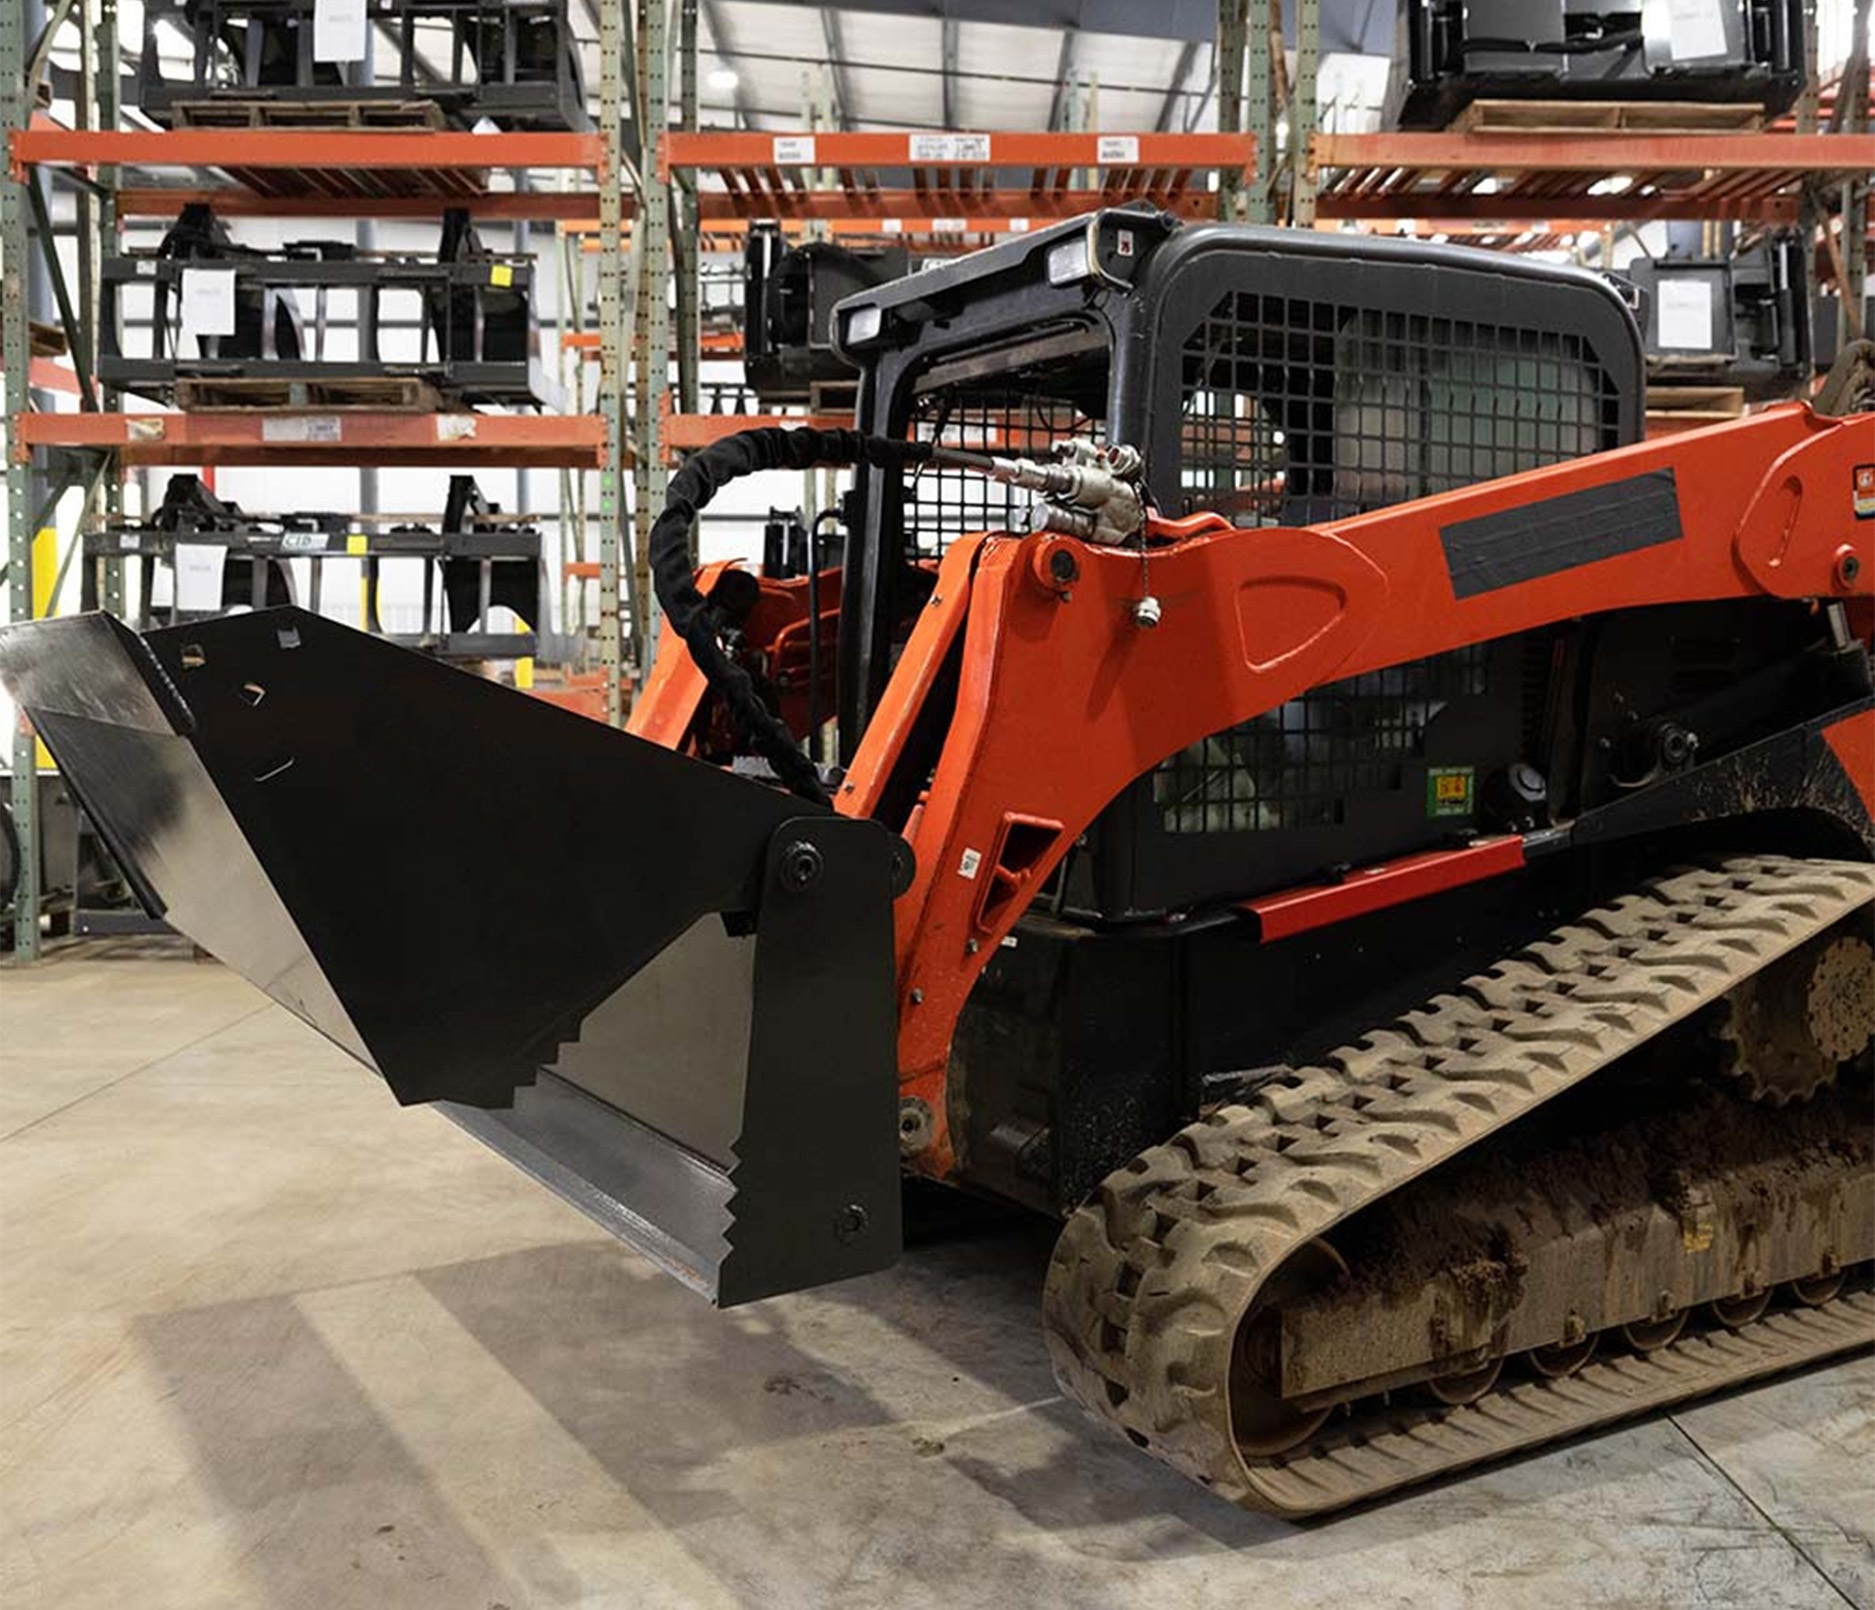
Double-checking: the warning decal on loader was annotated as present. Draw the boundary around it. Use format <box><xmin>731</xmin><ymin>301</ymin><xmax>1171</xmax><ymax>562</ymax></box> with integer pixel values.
<box><xmin>1426</xmin><ymin>766</ymin><xmax>1475</xmax><ymax>818</ymax></box>
<box><xmin>1854</xmin><ymin>464</ymin><xmax>1875</xmax><ymax>520</ymax></box>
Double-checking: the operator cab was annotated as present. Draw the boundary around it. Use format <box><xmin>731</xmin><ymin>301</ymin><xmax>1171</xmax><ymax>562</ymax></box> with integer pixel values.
<box><xmin>832</xmin><ymin>208</ymin><xmax>1645</xmax><ymax>918</ymax></box>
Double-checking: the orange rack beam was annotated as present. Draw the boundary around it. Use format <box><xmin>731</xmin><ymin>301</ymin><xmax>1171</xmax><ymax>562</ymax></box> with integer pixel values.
<box><xmin>662</xmin><ymin>410</ymin><xmax>854</xmax><ymax>458</ymax></box>
<box><xmin>1312</xmin><ymin>132</ymin><xmax>1875</xmax><ymax>224</ymax></box>
<box><xmin>664</xmin><ymin>130</ymin><xmax>1253</xmax><ymax>222</ymax></box>
<box><xmin>662</xmin><ymin>410</ymin><xmax>1113</xmax><ymax>460</ymax></box>
<box><xmin>14</xmin><ymin>411</ymin><xmax>608</xmax><ymax>469</ymax></box>
<box><xmin>114</xmin><ymin>188</ymin><xmax>604</xmax><ymax>220</ymax></box>
<box><xmin>11</xmin><ymin>128</ymin><xmax>603</xmax><ymax>211</ymax></box>
<box><xmin>567</xmin><ymin>215</ymin><xmax>1057</xmax><ymax>250</ymax></box>
<box><xmin>563</xmin><ymin>329</ymin><xmax>741</xmax><ymax>358</ymax></box>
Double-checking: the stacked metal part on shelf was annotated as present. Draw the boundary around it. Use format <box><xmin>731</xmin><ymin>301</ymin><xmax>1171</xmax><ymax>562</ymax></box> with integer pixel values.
<box><xmin>89</xmin><ymin>472</ymin><xmax>546</xmax><ymax>662</ymax></box>
<box><xmin>1625</xmin><ymin>232</ymin><xmax>1813</xmax><ymax>397</ymax></box>
<box><xmin>99</xmin><ymin>204</ymin><xmax>557</xmax><ymax>409</ymax></box>
<box><xmin>742</xmin><ymin>224</ymin><xmax>908</xmax><ymax>406</ymax></box>
<box><xmin>1391</xmin><ymin>1</ymin><xmax>1807</xmax><ymax>127</ymax></box>
<box><xmin>136</xmin><ymin>0</ymin><xmax>588</xmax><ymax>130</ymax></box>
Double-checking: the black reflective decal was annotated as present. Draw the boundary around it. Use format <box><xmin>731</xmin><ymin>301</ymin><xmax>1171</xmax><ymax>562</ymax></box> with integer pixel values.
<box><xmin>1440</xmin><ymin>468</ymin><xmax>1682</xmax><ymax>600</ymax></box>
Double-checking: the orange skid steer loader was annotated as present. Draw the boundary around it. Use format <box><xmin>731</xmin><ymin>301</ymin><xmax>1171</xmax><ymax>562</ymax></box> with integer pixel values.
<box><xmin>4</xmin><ymin>211</ymin><xmax>1873</xmax><ymax>1514</ymax></box>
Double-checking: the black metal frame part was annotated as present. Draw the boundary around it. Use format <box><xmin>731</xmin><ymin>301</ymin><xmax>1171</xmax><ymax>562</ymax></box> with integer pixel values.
<box><xmin>1625</xmin><ymin>231</ymin><xmax>1813</xmax><ymax>398</ymax></box>
<box><xmin>742</xmin><ymin>225</ymin><xmax>909</xmax><ymax>405</ymax></box>
<box><xmin>136</xmin><ymin>0</ymin><xmax>589</xmax><ymax>131</ymax></box>
<box><xmin>99</xmin><ymin>205</ymin><xmax>555</xmax><ymax>409</ymax></box>
<box><xmin>85</xmin><ymin>472</ymin><xmax>546</xmax><ymax>663</ymax></box>
<box><xmin>0</xmin><ymin>610</ymin><xmax>907</xmax><ymax>1304</ymax></box>
<box><xmin>1391</xmin><ymin>0</ymin><xmax>1807</xmax><ymax>129</ymax></box>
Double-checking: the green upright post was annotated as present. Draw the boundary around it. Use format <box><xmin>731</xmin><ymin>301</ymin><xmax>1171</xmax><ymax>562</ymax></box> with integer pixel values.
<box><xmin>4</xmin><ymin>0</ymin><xmax>40</xmax><ymax>957</ymax></box>
<box><xmin>597</xmin><ymin>0</ymin><xmax>626</xmax><ymax>722</ymax></box>
<box><xmin>631</xmin><ymin>0</ymin><xmax>671</xmax><ymax>645</ymax></box>
<box><xmin>1291</xmin><ymin>0</ymin><xmax>1320</xmax><ymax>228</ymax></box>
<box><xmin>673</xmin><ymin>0</ymin><xmax>699</xmax><ymax>419</ymax></box>
<box><xmin>1215</xmin><ymin>2</ymin><xmax>1243</xmax><ymax>223</ymax></box>
<box><xmin>90</xmin><ymin>0</ymin><xmax>123</xmax><ymax>615</ymax></box>
<box><xmin>1841</xmin><ymin>1</ymin><xmax>1870</xmax><ymax>346</ymax></box>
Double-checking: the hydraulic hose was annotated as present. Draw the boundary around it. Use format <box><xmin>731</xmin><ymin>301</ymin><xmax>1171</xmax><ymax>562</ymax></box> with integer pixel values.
<box><xmin>651</xmin><ymin>425</ymin><xmax>934</xmax><ymax>805</ymax></box>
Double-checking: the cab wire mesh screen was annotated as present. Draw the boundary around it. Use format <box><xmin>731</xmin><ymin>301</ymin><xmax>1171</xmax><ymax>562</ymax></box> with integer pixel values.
<box><xmin>1176</xmin><ymin>293</ymin><xmax>1618</xmax><ymax>528</ymax></box>
<box><xmin>902</xmin><ymin>390</ymin><xmax>1104</xmax><ymax>560</ymax></box>
<box><xmin>1160</xmin><ymin>290</ymin><xmax>1619</xmax><ymax>835</ymax></box>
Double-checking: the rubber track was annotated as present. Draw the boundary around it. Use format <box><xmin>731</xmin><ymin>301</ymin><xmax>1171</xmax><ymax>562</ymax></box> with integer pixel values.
<box><xmin>1041</xmin><ymin>856</ymin><xmax>1875</xmax><ymax>1515</ymax></box>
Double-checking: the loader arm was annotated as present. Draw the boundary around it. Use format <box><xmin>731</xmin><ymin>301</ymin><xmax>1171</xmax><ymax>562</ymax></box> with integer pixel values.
<box><xmin>839</xmin><ymin>403</ymin><xmax>1874</xmax><ymax>1178</ymax></box>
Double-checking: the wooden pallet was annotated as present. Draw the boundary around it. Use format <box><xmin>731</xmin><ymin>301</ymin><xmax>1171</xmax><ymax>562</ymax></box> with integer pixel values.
<box><xmin>172</xmin><ymin>375</ymin><xmax>445</xmax><ymax>412</ymax></box>
<box><xmin>1449</xmin><ymin>99</ymin><xmax>1767</xmax><ymax>135</ymax></box>
<box><xmin>171</xmin><ymin>97</ymin><xmax>448</xmax><ymax>131</ymax></box>
<box><xmin>1645</xmin><ymin>382</ymin><xmax>1745</xmax><ymax>436</ymax></box>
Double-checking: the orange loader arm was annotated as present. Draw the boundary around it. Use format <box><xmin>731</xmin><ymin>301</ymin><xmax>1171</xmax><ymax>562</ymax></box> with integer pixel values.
<box><xmin>822</xmin><ymin>403</ymin><xmax>1874</xmax><ymax>1178</ymax></box>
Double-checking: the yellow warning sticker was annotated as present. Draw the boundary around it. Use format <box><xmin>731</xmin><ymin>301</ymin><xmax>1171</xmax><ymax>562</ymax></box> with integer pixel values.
<box><xmin>346</xmin><ymin>534</ymin><xmax>369</xmax><ymax>556</ymax></box>
<box><xmin>1426</xmin><ymin>766</ymin><xmax>1475</xmax><ymax>817</ymax></box>
<box><xmin>490</xmin><ymin>264</ymin><xmax>514</xmax><ymax>288</ymax></box>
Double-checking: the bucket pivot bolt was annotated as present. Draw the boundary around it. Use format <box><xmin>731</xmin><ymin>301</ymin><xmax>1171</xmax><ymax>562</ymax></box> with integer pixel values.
<box><xmin>778</xmin><ymin>840</ymin><xmax>824</xmax><ymax>892</ymax></box>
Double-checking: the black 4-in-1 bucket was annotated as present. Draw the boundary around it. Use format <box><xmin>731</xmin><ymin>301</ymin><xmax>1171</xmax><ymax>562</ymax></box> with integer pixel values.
<box><xmin>0</xmin><ymin>609</ymin><xmax>905</xmax><ymax>1304</ymax></box>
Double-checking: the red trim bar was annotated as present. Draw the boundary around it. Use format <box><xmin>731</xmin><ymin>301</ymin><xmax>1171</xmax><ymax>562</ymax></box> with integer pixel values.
<box><xmin>1241</xmin><ymin>836</ymin><xmax>1527</xmax><ymax>943</ymax></box>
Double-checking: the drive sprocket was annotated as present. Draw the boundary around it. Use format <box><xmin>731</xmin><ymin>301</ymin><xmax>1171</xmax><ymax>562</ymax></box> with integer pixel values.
<box><xmin>1713</xmin><ymin>929</ymin><xmax>1875</xmax><ymax>1105</ymax></box>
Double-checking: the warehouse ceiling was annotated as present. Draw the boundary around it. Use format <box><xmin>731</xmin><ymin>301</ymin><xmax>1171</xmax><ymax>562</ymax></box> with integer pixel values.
<box><xmin>678</xmin><ymin>0</ymin><xmax>1394</xmax><ymax>132</ymax></box>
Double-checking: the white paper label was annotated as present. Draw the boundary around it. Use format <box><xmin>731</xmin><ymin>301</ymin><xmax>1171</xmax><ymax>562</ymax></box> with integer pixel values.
<box><xmin>261</xmin><ymin>415</ymin><xmax>342</xmax><ymax>443</ymax></box>
<box><xmin>1096</xmin><ymin>135</ymin><xmax>1140</xmax><ymax>164</ymax></box>
<box><xmin>119</xmin><ymin>533</ymin><xmax>140</xmax><ymax>551</ymax></box>
<box><xmin>1656</xmin><ymin>277</ymin><xmax>1715</xmax><ymax>351</ymax></box>
<box><xmin>881</xmin><ymin>218</ymin><xmax>904</xmax><ymax>234</ymax></box>
<box><xmin>909</xmin><ymin>133</ymin><xmax>991</xmax><ymax>163</ymax></box>
<box><xmin>127</xmin><ymin>417</ymin><xmax>166</xmax><ymax>441</ymax></box>
<box><xmin>280</xmin><ymin>531</ymin><xmax>329</xmax><ymax>552</ymax></box>
<box><xmin>312</xmin><ymin>0</ymin><xmax>367</xmax><ymax>62</ymax></box>
<box><xmin>958</xmin><ymin>848</ymin><xmax>983</xmax><ymax>880</ymax></box>
<box><xmin>1665</xmin><ymin>0</ymin><xmax>1728</xmax><ymax>60</ymax></box>
<box><xmin>1007</xmin><ymin>216</ymin><xmax>1031</xmax><ymax>233</ymax></box>
<box><xmin>436</xmin><ymin>415</ymin><xmax>478</xmax><ymax>441</ymax></box>
<box><xmin>180</xmin><ymin>268</ymin><xmax>236</xmax><ymax>338</ymax></box>
<box><xmin>174</xmin><ymin>544</ymin><xmax>227</xmax><ymax>611</ymax></box>
<box><xmin>929</xmin><ymin>217</ymin><xmax>968</xmax><ymax>233</ymax></box>
<box><xmin>771</xmin><ymin>135</ymin><xmax>817</xmax><ymax>164</ymax></box>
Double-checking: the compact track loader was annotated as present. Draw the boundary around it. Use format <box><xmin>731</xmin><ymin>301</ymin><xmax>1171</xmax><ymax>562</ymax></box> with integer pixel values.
<box><xmin>5</xmin><ymin>210</ymin><xmax>1873</xmax><ymax>1514</ymax></box>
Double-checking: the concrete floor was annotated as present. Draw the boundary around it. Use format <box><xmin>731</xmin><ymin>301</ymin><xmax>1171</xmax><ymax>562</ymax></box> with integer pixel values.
<box><xmin>2</xmin><ymin>944</ymin><xmax>1871</xmax><ymax>1610</ymax></box>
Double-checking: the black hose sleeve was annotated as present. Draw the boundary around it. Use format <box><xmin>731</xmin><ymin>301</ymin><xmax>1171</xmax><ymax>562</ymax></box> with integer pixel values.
<box><xmin>651</xmin><ymin>425</ymin><xmax>934</xmax><ymax>805</ymax></box>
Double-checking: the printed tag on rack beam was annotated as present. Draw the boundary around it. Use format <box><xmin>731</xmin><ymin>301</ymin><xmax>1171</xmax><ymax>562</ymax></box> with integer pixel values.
<box><xmin>910</xmin><ymin>134</ymin><xmax>991</xmax><ymax>163</ymax></box>
<box><xmin>262</xmin><ymin>416</ymin><xmax>341</xmax><ymax>444</ymax></box>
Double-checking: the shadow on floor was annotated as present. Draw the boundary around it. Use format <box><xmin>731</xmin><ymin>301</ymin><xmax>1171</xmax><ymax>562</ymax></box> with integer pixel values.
<box><xmin>135</xmin><ymin>1208</ymin><xmax>1851</xmax><ymax>1606</ymax></box>
<box><xmin>134</xmin><ymin>1293</ymin><xmax>521</xmax><ymax>1610</ymax></box>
